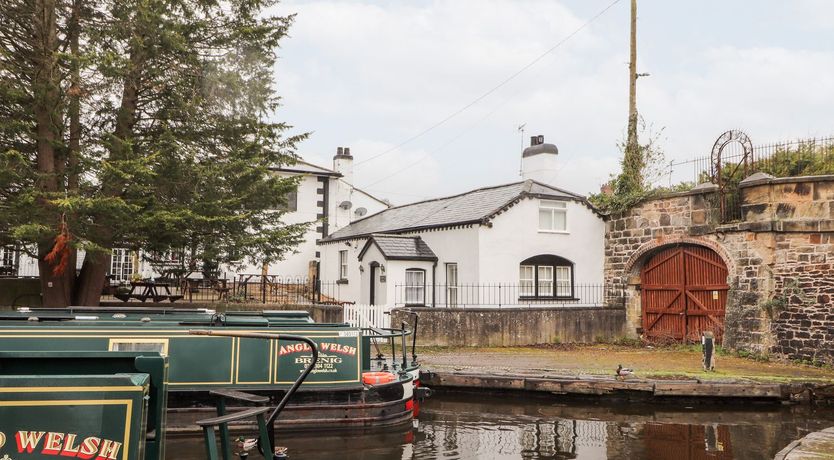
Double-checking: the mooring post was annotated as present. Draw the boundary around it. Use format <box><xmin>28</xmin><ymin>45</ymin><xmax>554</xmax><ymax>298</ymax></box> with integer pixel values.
<box><xmin>702</xmin><ymin>331</ymin><xmax>715</xmax><ymax>371</ymax></box>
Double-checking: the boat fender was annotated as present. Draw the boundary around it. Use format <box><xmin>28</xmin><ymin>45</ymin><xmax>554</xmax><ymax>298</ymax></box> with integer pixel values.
<box><xmin>362</xmin><ymin>371</ymin><xmax>396</xmax><ymax>385</ymax></box>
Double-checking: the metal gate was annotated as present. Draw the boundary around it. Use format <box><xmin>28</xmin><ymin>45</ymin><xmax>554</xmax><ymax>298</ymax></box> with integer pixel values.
<box><xmin>641</xmin><ymin>245</ymin><xmax>728</xmax><ymax>342</ymax></box>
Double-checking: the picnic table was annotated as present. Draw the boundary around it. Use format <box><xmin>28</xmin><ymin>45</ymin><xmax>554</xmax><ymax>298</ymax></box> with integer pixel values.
<box><xmin>115</xmin><ymin>281</ymin><xmax>183</xmax><ymax>303</ymax></box>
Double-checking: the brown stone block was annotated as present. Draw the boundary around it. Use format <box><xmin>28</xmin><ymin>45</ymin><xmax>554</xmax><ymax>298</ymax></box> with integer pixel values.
<box><xmin>742</xmin><ymin>184</ymin><xmax>770</xmax><ymax>205</ymax></box>
<box><xmin>811</xmin><ymin>234</ymin><xmax>822</xmax><ymax>244</ymax></box>
<box><xmin>781</xmin><ymin>220</ymin><xmax>821</xmax><ymax>232</ymax></box>
<box><xmin>813</xmin><ymin>181</ymin><xmax>834</xmax><ymax>201</ymax></box>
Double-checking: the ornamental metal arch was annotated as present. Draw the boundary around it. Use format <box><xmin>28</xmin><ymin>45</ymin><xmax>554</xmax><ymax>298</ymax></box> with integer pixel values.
<box><xmin>710</xmin><ymin>129</ymin><xmax>754</xmax><ymax>222</ymax></box>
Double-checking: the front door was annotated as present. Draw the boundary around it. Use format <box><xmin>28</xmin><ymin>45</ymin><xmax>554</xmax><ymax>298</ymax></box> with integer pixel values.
<box><xmin>641</xmin><ymin>245</ymin><xmax>729</xmax><ymax>342</ymax></box>
<box><xmin>369</xmin><ymin>264</ymin><xmax>377</xmax><ymax>305</ymax></box>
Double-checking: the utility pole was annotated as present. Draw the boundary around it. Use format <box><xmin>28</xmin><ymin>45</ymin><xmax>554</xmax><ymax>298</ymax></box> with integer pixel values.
<box><xmin>627</xmin><ymin>0</ymin><xmax>638</xmax><ymax>150</ymax></box>
<box><xmin>619</xmin><ymin>0</ymin><xmax>645</xmax><ymax>194</ymax></box>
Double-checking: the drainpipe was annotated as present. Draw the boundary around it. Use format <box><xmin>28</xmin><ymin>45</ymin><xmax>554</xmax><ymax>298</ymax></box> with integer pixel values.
<box><xmin>431</xmin><ymin>260</ymin><xmax>437</xmax><ymax>308</ymax></box>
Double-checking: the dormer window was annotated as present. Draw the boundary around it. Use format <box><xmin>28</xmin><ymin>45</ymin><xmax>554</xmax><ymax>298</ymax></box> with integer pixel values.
<box><xmin>539</xmin><ymin>200</ymin><xmax>567</xmax><ymax>232</ymax></box>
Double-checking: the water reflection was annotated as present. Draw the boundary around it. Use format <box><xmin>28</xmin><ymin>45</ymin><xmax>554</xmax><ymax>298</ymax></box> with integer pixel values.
<box><xmin>166</xmin><ymin>391</ymin><xmax>834</xmax><ymax>459</ymax></box>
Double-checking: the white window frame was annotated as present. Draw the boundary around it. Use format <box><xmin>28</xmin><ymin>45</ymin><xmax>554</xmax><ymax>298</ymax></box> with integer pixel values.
<box><xmin>111</xmin><ymin>248</ymin><xmax>134</xmax><ymax>282</ymax></box>
<box><xmin>556</xmin><ymin>266</ymin><xmax>572</xmax><ymax>297</ymax></box>
<box><xmin>339</xmin><ymin>250</ymin><xmax>348</xmax><ymax>279</ymax></box>
<box><xmin>405</xmin><ymin>269</ymin><xmax>426</xmax><ymax>305</ymax></box>
<box><xmin>446</xmin><ymin>263</ymin><xmax>458</xmax><ymax>307</ymax></box>
<box><xmin>0</xmin><ymin>247</ymin><xmax>15</xmax><ymax>267</ymax></box>
<box><xmin>537</xmin><ymin>266</ymin><xmax>554</xmax><ymax>297</ymax></box>
<box><xmin>519</xmin><ymin>265</ymin><xmax>535</xmax><ymax>297</ymax></box>
<box><xmin>538</xmin><ymin>200</ymin><xmax>568</xmax><ymax>233</ymax></box>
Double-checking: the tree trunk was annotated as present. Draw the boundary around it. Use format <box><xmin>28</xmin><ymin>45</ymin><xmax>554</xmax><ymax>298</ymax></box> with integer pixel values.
<box><xmin>73</xmin><ymin>252</ymin><xmax>108</xmax><ymax>306</ymax></box>
<box><xmin>32</xmin><ymin>0</ymin><xmax>68</xmax><ymax>307</ymax></box>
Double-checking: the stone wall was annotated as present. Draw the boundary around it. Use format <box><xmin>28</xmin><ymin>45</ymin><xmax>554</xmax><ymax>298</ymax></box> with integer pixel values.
<box><xmin>605</xmin><ymin>174</ymin><xmax>834</xmax><ymax>363</ymax></box>
<box><xmin>391</xmin><ymin>306</ymin><xmax>627</xmax><ymax>347</ymax></box>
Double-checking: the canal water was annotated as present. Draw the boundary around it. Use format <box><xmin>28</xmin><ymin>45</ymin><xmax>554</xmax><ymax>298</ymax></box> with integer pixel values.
<box><xmin>167</xmin><ymin>391</ymin><xmax>834</xmax><ymax>459</ymax></box>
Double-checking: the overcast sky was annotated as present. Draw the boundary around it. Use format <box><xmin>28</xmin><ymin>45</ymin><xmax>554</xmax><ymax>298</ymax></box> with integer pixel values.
<box><xmin>268</xmin><ymin>0</ymin><xmax>834</xmax><ymax>204</ymax></box>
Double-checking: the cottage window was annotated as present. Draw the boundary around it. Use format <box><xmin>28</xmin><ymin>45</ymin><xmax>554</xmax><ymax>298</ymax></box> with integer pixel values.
<box><xmin>0</xmin><ymin>247</ymin><xmax>15</xmax><ymax>267</ymax></box>
<box><xmin>519</xmin><ymin>255</ymin><xmax>574</xmax><ymax>299</ymax></box>
<box><xmin>538</xmin><ymin>200</ymin><xmax>567</xmax><ymax>232</ymax></box>
<box><xmin>405</xmin><ymin>269</ymin><xmax>426</xmax><ymax>305</ymax></box>
<box><xmin>110</xmin><ymin>248</ymin><xmax>134</xmax><ymax>282</ymax></box>
<box><xmin>519</xmin><ymin>265</ymin><xmax>535</xmax><ymax>296</ymax></box>
<box><xmin>446</xmin><ymin>263</ymin><xmax>458</xmax><ymax>307</ymax></box>
<box><xmin>278</xmin><ymin>190</ymin><xmax>298</xmax><ymax>212</ymax></box>
<box><xmin>339</xmin><ymin>250</ymin><xmax>348</xmax><ymax>279</ymax></box>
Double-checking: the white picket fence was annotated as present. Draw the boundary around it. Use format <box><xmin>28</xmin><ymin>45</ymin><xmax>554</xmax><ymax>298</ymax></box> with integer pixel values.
<box><xmin>343</xmin><ymin>303</ymin><xmax>392</xmax><ymax>330</ymax></box>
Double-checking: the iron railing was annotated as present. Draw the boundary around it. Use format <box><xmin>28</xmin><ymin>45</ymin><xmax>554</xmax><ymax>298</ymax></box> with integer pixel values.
<box><xmin>100</xmin><ymin>276</ymin><xmax>350</xmax><ymax>305</ymax></box>
<box><xmin>393</xmin><ymin>283</ymin><xmax>624</xmax><ymax>308</ymax></box>
<box><xmin>666</xmin><ymin>136</ymin><xmax>834</xmax><ymax>222</ymax></box>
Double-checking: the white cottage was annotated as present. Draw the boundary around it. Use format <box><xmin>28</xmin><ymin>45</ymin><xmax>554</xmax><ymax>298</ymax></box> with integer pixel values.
<box><xmin>317</xmin><ymin>136</ymin><xmax>606</xmax><ymax>307</ymax></box>
<box><xmin>234</xmin><ymin>148</ymin><xmax>389</xmax><ymax>278</ymax></box>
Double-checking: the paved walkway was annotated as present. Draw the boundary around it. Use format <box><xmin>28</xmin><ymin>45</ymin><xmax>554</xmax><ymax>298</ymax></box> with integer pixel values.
<box><xmin>418</xmin><ymin>344</ymin><xmax>834</xmax><ymax>383</ymax></box>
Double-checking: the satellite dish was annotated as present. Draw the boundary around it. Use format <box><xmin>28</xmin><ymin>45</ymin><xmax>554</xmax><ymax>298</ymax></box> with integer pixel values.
<box><xmin>339</xmin><ymin>200</ymin><xmax>352</xmax><ymax>210</ymax></box>
<box><xmin>355</xmin><ymin>207</ymin><xmax>367</xmax><ymax>217</ymax></box>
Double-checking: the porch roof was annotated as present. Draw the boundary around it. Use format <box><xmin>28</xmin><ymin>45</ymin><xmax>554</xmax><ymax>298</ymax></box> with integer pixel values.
<box><xmin>358</xmin><ymin>235</ymin><xmax>437</xmax><ymax>261</ymax></box>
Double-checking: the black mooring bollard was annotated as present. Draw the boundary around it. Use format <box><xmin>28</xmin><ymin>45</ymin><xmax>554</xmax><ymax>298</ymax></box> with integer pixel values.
<box><xmin>273</xmin><ymin>447</ymin><xmax>288</xmax><ymax>460</ymax></box>
<box><xmin>702</xmin><ymin>331</ymin><xmax>715</xmax><ymax>371</ymax></box>
<box><xmin>238</xmin><ymin>452</ymin><xmax>248</xmax><ymax>460</ymax></box>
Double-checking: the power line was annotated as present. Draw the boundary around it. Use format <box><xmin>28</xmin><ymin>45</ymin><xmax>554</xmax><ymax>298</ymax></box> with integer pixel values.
<box><xmin>354</xmin><ymin>0</ymin><xmax>624</xmax><ymax>168</ymax></box>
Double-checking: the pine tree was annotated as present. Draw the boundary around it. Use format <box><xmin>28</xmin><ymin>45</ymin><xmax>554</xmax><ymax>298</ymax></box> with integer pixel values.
<box><xmin>0</xmin><ymin>0</ymin><xmax>308</xmax><ymax>306</ymax></box>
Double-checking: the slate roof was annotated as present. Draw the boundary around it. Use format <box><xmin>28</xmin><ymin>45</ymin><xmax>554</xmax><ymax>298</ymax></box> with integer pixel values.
<box><xmin>359</xmin><ymin>235</ymin><xmax>438</xmax><ymax>261</ymax></box>
<box><xmin>322</xmin><ymin>180</ymin><xmax>596</xmax><ymax>242</ymax></box>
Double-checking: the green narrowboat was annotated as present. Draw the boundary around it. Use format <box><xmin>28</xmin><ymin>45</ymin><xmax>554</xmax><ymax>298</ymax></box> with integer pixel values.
<box><xmin>0</xmin><ymin>351</ymin><xmax>168</xmax><ymax>460</ymax></box>
<box><xmin>0</xmin><ymin>307</ymin><xmax>427</xmax><ymax>433</ymax></box>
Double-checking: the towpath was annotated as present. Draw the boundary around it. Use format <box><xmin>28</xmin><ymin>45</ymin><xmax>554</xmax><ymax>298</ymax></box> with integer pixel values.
<box><xmin>417</xmin><ymin>344</ymin><xmax>834</xmax><ymax>383</ymax></box>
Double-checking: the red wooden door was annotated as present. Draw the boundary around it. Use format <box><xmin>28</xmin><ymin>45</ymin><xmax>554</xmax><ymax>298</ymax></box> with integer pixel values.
<box><xmin>641</xmin><ymin>246</ymin><xmax>728</xmax><ymax>342</ymax></box>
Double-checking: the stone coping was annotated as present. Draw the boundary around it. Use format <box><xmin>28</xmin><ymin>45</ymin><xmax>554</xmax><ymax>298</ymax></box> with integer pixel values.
<box><xmin>738</xmin><ymin>173</ymin><xmax>834</xmax><ymax>188</ymax></box>
<box><xmin>422</xmin><ymin>370</ymin><xmax>832</xmax><ymax>403</ymax></box>
<box><xmin>774</xmin><ymin>426</ymin><xmax>834</xmax><ymax>460</ymax></box>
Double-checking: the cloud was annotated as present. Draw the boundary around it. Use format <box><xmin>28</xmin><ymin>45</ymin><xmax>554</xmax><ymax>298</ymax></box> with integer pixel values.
<box><xmin>269</xmin><ymin>0</ymin><xmax>834</xmax><ymax>201</ymax></box>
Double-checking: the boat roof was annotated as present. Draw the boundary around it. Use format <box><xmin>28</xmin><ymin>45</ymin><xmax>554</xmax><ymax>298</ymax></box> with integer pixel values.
<box><xmin>1</xmin><ymin>307</ymin><xmax>353</xmax><ymax>328</ymax></box>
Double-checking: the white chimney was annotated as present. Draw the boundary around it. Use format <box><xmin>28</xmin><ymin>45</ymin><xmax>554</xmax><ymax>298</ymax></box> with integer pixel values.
<box><xmin>331</xmin><ymin>147</ymin><xmax>354</xmax><ymax>231</ymax></box>
<box><xmin>521</xmin><ymin>135</ymin><xmax>559</xmax><ymax>184</ymax></box>
<box><xmin>333</xmin><ymin>146</ymin><xmax>353</xmax><ymax>184</ymax></box>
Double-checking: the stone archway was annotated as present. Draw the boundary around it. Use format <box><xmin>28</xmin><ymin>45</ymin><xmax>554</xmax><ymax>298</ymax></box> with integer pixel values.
<box><xmin>623</xmin><ymin>237</ymin><xmax>735</xmax><ymax>341</ymax></box>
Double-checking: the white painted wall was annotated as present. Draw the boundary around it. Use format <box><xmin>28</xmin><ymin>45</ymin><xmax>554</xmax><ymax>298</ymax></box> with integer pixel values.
<box><xmin>319</xmin><ymin>238</ymin><xmax>364</xmax><ymax>302</ymax></box>
<box><xmin>317</xmin><ymin>196</ymin><xmax>605</xmax><ymax>305</ymax></box>
<box><xmin>478</xmin><ymin>197</ymin><xmax>604</xmax><ymax>285</ymax></box>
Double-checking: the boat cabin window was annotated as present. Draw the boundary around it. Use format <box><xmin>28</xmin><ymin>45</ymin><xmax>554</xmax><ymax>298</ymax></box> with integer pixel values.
<box><xmin>109</xmin><ymin>338</ymin><xmax>169</xmax><ymax>356</ymax></box>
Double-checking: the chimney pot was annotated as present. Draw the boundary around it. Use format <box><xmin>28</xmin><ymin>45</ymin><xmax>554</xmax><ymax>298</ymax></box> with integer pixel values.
<box><xmin>537</xmin><ymin>135</ymin><xmax>544</xmax><ymax>145</ymax></box>
<box><xmin>337</xmin><ymin>147</ymin><xmax>344</xmax><ymax>155</ymax></box>
<box><xmin>344</xmin><ymin>147</ymin><xmax>350</xmax><ymax>156</ymax></box>
<box><xmin>530</xmin><ymin>136</ymin><xmax>537</xmax><ymax>146</ymax></box>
